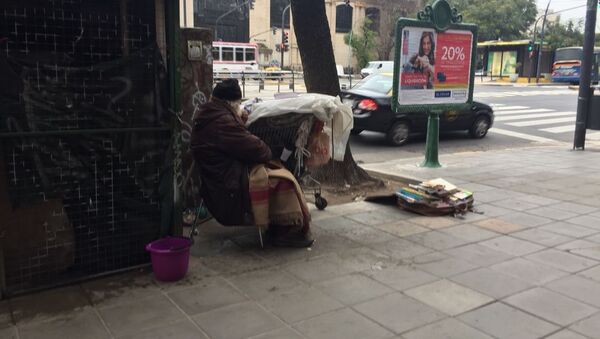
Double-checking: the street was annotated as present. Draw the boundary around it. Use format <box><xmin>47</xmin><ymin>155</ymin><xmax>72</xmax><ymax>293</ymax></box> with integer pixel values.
<box><xmin>351</xmin><ymin>84</ymin><xmax>583</xmax><ymax>164</ymax></box>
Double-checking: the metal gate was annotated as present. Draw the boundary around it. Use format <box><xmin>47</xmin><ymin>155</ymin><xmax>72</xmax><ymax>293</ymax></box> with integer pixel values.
<box><xmin>0</xmin><ymin>0</ymin><xmax>173</xmax><ymax>296</ymax></box>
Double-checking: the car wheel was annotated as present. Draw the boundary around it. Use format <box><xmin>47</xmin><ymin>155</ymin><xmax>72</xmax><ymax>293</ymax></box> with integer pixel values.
<box><xmin>350</xmin><ymin>129</ymin><xmax>363</xmax><ymax>136</ymax></box>
<box><xmin>386</xmin><ymin>121</ymin><xmax>410</xmax><ymax>146</ymax></box>
<box><xmin>469</xmin><ymin>115</ymin><xmax>491</xmax><ymax>139</ymax></box>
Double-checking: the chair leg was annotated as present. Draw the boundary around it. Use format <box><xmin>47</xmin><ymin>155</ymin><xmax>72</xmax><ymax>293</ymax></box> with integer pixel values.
<box><xmin>258</xmin><ymin>227</ymin><xmax>264</xmax><ymax>249</ymax></box>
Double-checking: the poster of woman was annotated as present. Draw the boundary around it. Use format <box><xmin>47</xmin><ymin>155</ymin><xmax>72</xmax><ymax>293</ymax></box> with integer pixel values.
<box><xmin>398</xmin><ymin>26</ymin><xmax>473</xmax><ymax>105</ymax></box>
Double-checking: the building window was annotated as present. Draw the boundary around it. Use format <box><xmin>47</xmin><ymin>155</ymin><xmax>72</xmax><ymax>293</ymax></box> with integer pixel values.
<box><xmin>222</xmin><ymin>47</ymin><xmax>234</xmax><ymax>61</ymax></box>
<box><xmin>366</xmin><ymin>7</ymin><xmax>380</xmax><ymax>32</ymax></box>
<box><xmin>245</xmin><ymin>49</ymin><xmax>256</xmax><ymax>62</ymax></box>
<box><xmin>235</xmin><ymin>48</ymin><xmax>244</xmax><ymax>62</ymax></box>
<box><xmin>271</xmin><ymin>0</ymin><xmax>290</xmax><ymax>29</ymax></box>
<box><xmin>336</xmin><ymin>4</ymin><xmax>353</xmax><ymax>33</ymax></box>
<box><xmin>212</xmin><ymin>46</ymin><xmax>220</xmax><ymax>61</ymax></box>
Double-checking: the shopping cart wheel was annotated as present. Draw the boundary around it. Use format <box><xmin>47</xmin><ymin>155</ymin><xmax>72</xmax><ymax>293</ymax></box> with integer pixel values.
<box><xmin>315</xmin><ymin>194</ymin><xmax>328</xmax><ymax>210</ymax></box>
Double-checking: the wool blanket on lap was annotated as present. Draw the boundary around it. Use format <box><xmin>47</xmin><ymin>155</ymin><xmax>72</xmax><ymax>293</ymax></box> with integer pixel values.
<box><xmin>249</xmin><ymin>161</ymin><xmax>311</xmax><ymax>231</ymax></box>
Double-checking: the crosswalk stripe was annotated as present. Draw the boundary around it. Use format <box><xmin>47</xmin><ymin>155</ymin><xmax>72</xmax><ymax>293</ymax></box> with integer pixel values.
<box><xmin>490</xmin><ymin>103</ymin><xmax>505</xmax><ymax>107</ymax></box>
<box><xmin>496</xmin><ymin>108</ymin><xmax>554</xmax><ymax>115</ymax></box>
<box><xmin>493</xmin><ymin>106</ymin><xmax>529</xmax><ymax>111</ymax></box>
<box><xmin>586</xmin><ymin>132</ymin><xmax>600</xmax><ymax>140</ymax></box>
<box><xmin>490</xmin><ymin>127</ymin><xmax>561</xmax><ymax>143</ymax></box>
<box><xmin>508</xmin><ymin>117</ymin><xmax>576</xmax><ymax>127</ymax></box>
<box><xmin>494</xmin><ymin>112</ymin><xmax>575</xmax><ymax>122</ymax></box>
<box><xmin>541</xmin><ymin>125</ymin><xmax>576</xmax><ymax>133</ymax></box>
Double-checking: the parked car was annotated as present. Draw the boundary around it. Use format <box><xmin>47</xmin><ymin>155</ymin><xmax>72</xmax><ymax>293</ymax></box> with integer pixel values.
<box><xmin>360</xmin><ymin>61</ymin><xmax>394</xmax><ymax>78</ymax></box>
<box><xmin>341</xmin><ymin>73</ymin><xmax>494</xmax><ymax>146</ymax></box>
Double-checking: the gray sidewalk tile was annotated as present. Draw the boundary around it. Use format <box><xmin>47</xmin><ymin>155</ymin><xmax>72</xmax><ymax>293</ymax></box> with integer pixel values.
<box><xmin>475</xmin><ymin>218</ymin><xmax>524</xmax><ymax>234</ymax></box>
<box><xmin>539</xmin><ymin>222</ymin><xmax>599</xmax><ymax>238</ymax></box>
<box><xmin>227</xmin><ymin>268</ymin><xmax>302</xmax><ymax>300</ymax></box>
<box><xmin>473</xmin><ymin>204</ymin><xmax>513</xmax><ymax>217</ymax></box>
<box><xmin>498</xmin><ymin>212</ymin><xmax>553</xmax><ymax>228</ymax></box>
<box><xmin>312</xmin><ymin>216</ymin><xmax>369</xmax><ymax>233</ymax></box>
<box><xmin>579</xmin><ymin>265</ymin><xmax>600</xmax><ymax>282</ymax></box>
<box><xmin>458</xmin><ymin>302</ymin><xmax>559</xmax><ymax>339</ymax></box>
<box><xmin>492</xmin><ymin>198</ymin><xmax>541</xmax><ymax>212</ymax></box>
<box><xmin>284</xmin><ymin>254</ymin><xmax>359</xmax><ymax>283</ymax></box>
<box><xmin>192</xmin><ymin>301</ymin><xmax>284</xmax><ymax>339</ymax></box>
<box><xmin>514</xmin><ymin>195</ymin><xmax>561</xmax><ymax>206</ymax></box>
<box><xmin>406</xmin><ymin>231</ymin><xmax>468</xmax><ymax>251</ymax></box>
<box><xmin>373</xmin><ymin>221</ymin><xmax>429</xmax><ymax>237</ymax></box>
<box><xmin>440</xmin><ymin>224</ymin><xmax>500</xmax><ymax>242</ymax></box>
<box><xmin>527</xmin><ymin>206</ymin><xmax>580</xmax><ymax>221</ymax></box>
<box><xmin>353</xmin><ymin>293</ymin><xmax>445</xmax><ymax>334</ymax></box>
<box><xmin>504</xmin><ymin>287</ymin><xmax>598</xmax><ymax>326</ymax></box>
<box><xmin>545</xmin><ymin>329</ymin><xmax>590</xmax><ymax>339</ymax></box>
<box><xmin>82</xmin><ymin>270</ymin><xmax>161</xmax><ymax>308</ymax></box>
<box><xmin>566</xmin><ymin>215</ymin><xmax>600</xmax><ymax>230</ymax></box>
<box><xmin>404</xmin><ymin>280</ymin><xmax>494</xmax><ymax>316</ymax></box>
<box><xmin>17</xmin><ymin>309</ymin><xmax>110</xmax><ymax>339</ymax></box>
<box><xmin>409</xmin><ymin>216</ymin><xmax>459</xmax><ymax>230</ymax></box>
<box><xmin>551</xmin><ymin>202</ymin><xmax>598</xmax><ymax>214</ymax></box>
<box><xmin>569</xmin><ymin>313</ymin><xmax>600</xmax><ymax>339</ymax></box>
<box><xmin>345</xmin><ymin>210</ymin><xmax>400</xmax><ymax>226</ymax></box>
<box><xmin>324</xmin><ymin>201</ymin><xmax>379</xmax><ymax>215</ymax></box>
<box><xmin>444</xmin><ymin>243</ymin><xmax>513</xmax><ymax>267</ymax></box>
<box><xmin>248</xmin><ymin>327</ymin><xmax>304</xmax><ymax>339</ymax></box>
<box><xmin>461</xmin><ymin>183</ymin><xmax>497</xmax><ymax>192</ymax></box>
<box><xmin>339</xmin><ymin>227</ymin><xmax>400</xmax><ymax>245</ymax></box>
<box><xmin>479</xmin><ymin>236</ymin><xmax>546</xmax><ymax>256</ymax></box>
<box><xmin>98</xmin><ymin>295</ymin><xmax>184</xmax><ymax>337</ymax></box>
<box><xmin>364</xmin><ymin>264</ymin><xmax>439</xmax><ymax>291</ymax></box>
<box><xmin>474</xmin><ymin>189</ymin><xmax>520</xmax><ymax>203</ymax></box>
<box><xmin>588</xmin><ymin>233</ymin><xmax>600</xmax><ymax>243</ymax></box>
<box><xmin>412</xmin><ymin>252</ymin><xmax>479</xmax><ymax>278</ymax></box>
<box><xmin>257</xmin><ymin>285</ymin><xmax>343</xmax><ymax>323</ymax></box>
<box><xmin>525</xmin><ymin>249</ymin><xmax>599</xmax><ymax>273</ymax></box>
<box><xmin>377</xmin><ymin>238</ymin><xmax>434</xmax><ymax>259</ymax></box>
<box><xmin>116</xmin><ymin>319</ymin><xmax>208</xmax><ymax>339</ymax></box>
<box><xmin>0</xmin><ymin>327</ymin><xmax>17</xmax><ymax>339</ymax></box>
<box><xmin>450</xmin><ymin>268</ymin><xmax>533</xmax><ymax>299</ymax></box>
<box><xmin>167</xmin><ymin>276</ymin><xmax>247</xmax><ymax>315</ymax></box>
<box><xmin>490</xmin><ymin>258</ymin><xmax>569</xmax><ymax>285</ymax></box>
<box><xmin>9</xmin><ymin>286</ymin><xmax>92</xmax><ymax>325</ymax></box>
<box><xmin>557</xmin><ymin>240</ymin><xmax>600</xmax><ymax>261</ymax></box>
<box><xmin>196</xmin><ymin>252</ymin><xmax>271</xmax><ymax>276</ymax></box>
<box><xmin>546</xmin><ymin>275</ymin><xmax>600</xmax><ymax>308</ymax></box>
<box><xmin>401</xmin><ymin>318</ymin><xmax>493</xmax><ymax>339</ymax></box>
<box><xmin>293</xmin><ymin>308</ymin><xmax>393</xmax><ymax>339</ymax></box>
<box><xmin>315</xmin><ymin>274</ymin><xmax>393</xmax><ymax>305</ymax></box>
<box><xmin>336</xmin><ymin>246</ymin><xmax>395</xmax><ymax>272</ymax></box>
<box><xmin>511</xmin><ymin>228</ymin><xmax>574</xmax><ymax>247</ymax></box>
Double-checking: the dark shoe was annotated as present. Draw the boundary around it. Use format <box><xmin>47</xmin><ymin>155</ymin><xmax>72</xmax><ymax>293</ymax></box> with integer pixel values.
<box><xmin>267</xmin><ymin>228</ymin><xmax>314</xmax><ymax>248</ymax></box>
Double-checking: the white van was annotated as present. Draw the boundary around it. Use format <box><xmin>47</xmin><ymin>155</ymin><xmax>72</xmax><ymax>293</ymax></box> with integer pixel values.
<box><xmin>361</xmin><ymin>61</ymin><xmax>393</xmax><ymax>78</ymax></box>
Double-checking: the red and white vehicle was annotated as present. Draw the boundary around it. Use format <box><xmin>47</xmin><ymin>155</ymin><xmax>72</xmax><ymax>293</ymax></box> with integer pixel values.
<box><xmin>212</xmin><ymin>41</ymin><xmax>259</xmax><ymax>72</ymax></box>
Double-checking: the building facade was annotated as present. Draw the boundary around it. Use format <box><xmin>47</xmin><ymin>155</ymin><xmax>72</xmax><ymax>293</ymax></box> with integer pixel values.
<box><xmin>194</xmin><ymin>0</ymin><xmax>421</xmax><ymax>71</ymax></box>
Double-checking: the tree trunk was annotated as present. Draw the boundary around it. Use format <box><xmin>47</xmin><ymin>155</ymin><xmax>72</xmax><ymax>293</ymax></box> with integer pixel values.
<box><xmin>291</xmin><ymin>0</ymin><xmax>377</xmax><ymax>186</ymax></box>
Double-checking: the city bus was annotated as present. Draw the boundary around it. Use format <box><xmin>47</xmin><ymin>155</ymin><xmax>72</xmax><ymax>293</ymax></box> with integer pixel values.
<box><xmin>551</xmin><ymin>46</ymin><xmax>600</xmax><ymax>84</ymax></box>
<box><xmin>212</xmin><ymin>41</ymin><xmax>259</xmax><ymax>72</ymax></box>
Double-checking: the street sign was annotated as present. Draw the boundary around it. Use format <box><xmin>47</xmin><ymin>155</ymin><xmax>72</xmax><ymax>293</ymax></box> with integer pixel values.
<box><xmin>392</xmin><ymin>0</ymin><xmax>478</xmax><ymax>167</ymax></box>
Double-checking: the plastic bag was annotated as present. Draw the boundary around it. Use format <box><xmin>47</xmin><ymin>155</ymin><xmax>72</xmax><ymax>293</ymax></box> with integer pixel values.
<box><xmin>306</xmin><ymin>122</ymin><xmax>331</xmax><ymax>168</ymax></box>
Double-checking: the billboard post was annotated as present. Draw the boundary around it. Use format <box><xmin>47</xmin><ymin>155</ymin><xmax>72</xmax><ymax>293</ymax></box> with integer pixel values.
<box><xmin>392</xmin><ymin>0</ymin><xmax>477</xmax><ymax>168</ymax></box>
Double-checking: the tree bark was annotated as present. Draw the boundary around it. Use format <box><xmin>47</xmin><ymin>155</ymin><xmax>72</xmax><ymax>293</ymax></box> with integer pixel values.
<box><xmin>291</xmin><ymin>0</ymin><xmax>377</xmax><ymax>186</ymax></box>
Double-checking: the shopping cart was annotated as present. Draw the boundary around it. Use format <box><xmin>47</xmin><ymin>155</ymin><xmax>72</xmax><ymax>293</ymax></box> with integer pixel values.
<box><xmin>247</xmin><ymin>112</ymin><xmax>328</xmax><ymax>211</ymax></box>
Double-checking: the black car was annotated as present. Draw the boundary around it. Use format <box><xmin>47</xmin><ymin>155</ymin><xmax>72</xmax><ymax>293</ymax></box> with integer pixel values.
<box><xmin>341</xmin><ymin>73</ymin><xmax>494</xmax><ymax>146</ymax></box>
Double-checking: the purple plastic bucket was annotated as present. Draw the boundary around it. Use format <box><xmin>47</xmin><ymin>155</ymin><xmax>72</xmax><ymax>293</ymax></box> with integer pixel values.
<box><xmin>145</xmin><ymin>236</ymin><xmax>192</xmax><ymax>282</ymax></box>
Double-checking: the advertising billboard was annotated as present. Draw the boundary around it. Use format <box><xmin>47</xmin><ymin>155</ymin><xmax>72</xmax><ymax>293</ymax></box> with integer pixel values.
<box><xmin>398</xmin><ymin>27</ymin><xmax>473</xmax><ymax>105</ymax></box>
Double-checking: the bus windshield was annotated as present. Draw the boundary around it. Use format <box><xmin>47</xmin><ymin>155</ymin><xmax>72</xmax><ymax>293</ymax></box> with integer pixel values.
<box><xmin>555</xmin><ymin>48</ymin><xmax>583</xmax><ymax>62</ymax></box>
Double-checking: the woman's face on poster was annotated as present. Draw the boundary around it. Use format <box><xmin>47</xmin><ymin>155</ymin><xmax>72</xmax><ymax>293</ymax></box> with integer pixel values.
<box><xmin>422</xmin><ymin>34</ymin><xmax>432</xmax><ymax>55</ymax></box>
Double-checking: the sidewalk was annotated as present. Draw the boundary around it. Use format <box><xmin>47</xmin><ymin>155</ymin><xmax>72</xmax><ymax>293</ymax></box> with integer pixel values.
<box><xmin>474</xmin><ymin>76</ymin><xmax>569</xmax><ymax>88</ymax></box>
<box><xmin>3</xmin><ymin>144</ymin><xmax>600</xmax><ymax>338</ymax></box>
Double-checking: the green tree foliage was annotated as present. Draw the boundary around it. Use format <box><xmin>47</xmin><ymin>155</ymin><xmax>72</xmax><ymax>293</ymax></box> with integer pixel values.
<box><xmin>344</xmin><ymin>18</ymin><xmax>377</xmax><ymax>69</ymax></box>
<box><xmin>448</xmin><ymin>0</ymin><xmax>537</xmax><ymax>41</ymax></box>
<box><xmin>541</xmin><ymin>20</ymin><xmax>584</xmax><ymax>50</ymax></box>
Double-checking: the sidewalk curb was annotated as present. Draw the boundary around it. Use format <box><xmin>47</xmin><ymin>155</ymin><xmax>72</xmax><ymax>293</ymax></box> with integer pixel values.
<box><xmin>364</xmin><ymin>169</ymin><xmax>422</xmax><ymax>185</ymax></box>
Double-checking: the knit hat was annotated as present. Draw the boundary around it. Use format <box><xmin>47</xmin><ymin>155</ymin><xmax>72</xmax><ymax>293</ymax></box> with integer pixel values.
<box><xmin>212</xmin><ymin>79</ymin><xmax>242</xmax><ymax>101</ymax></box>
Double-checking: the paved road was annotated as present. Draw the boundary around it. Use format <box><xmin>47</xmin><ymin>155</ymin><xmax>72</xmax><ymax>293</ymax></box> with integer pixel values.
<box><xmin>351</xmin><ymin>84</ymin><xmax>583</xmax><ymax>164</ymax></box>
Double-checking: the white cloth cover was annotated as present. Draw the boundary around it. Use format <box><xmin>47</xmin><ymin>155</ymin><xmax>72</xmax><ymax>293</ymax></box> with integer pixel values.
<box><xmin>245</xmin><ymin>94</ymin><xmax>353</xmax><ymax>161</ymax></box>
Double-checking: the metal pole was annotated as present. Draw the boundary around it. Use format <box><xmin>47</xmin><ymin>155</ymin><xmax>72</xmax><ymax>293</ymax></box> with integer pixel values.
<box><xmin>281</xmin><ymin>3</ymin><xmax>291</xmax><ymax>69</ymax></box>
<box><xmin>573</xmin><ymin>0</ymin><xmax>597</xmax><ymax>149</ymax></box>
<box><xmin>421</xmin><ymin>110</ymin><xmax>442</xmax><ymax>168</ymax></box>
<box><xmin>528</xmin><ymin>16</ymin><xmax>543</xmax><ymax>84</ymax></box>
<box><xmin>536</xmin><ymin>1</ymin><xmax>551</xmax><ymax>83</ymax></box>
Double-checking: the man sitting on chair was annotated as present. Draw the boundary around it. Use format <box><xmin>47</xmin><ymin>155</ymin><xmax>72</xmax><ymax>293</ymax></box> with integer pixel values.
<box><xmin>191</xmin><ymin>79</ymin><xmax>314</xmax><ymax>248</ymax></box>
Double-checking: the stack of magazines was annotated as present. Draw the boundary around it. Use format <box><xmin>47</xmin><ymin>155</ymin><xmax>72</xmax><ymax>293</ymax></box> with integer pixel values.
<box><xmin>396</xmin><ymin>178</ymin><xmax>474</xmax><ymax>216</ymax></box>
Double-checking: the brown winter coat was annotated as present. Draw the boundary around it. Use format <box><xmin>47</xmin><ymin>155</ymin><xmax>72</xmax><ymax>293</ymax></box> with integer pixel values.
<box><xmin>190</xmin><ymin>99</ymin><xmax>272</xmax><ymax>225</ymax></box>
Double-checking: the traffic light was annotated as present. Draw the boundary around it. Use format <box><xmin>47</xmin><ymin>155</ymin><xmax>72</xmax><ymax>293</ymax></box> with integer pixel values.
<box><xmin>283</xmin><ymin>32</ymin><xmax>289</xmax><ymax>45</ymax></box>
<box><xmin>527</xmin><ymin>40</ymin><xmax>534</xmax><ymax>52</ymax></box>
<box><xmin>249</xmin><ymin>0</ymin><xmax>254</xmax><ymax>10</ymax></box>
